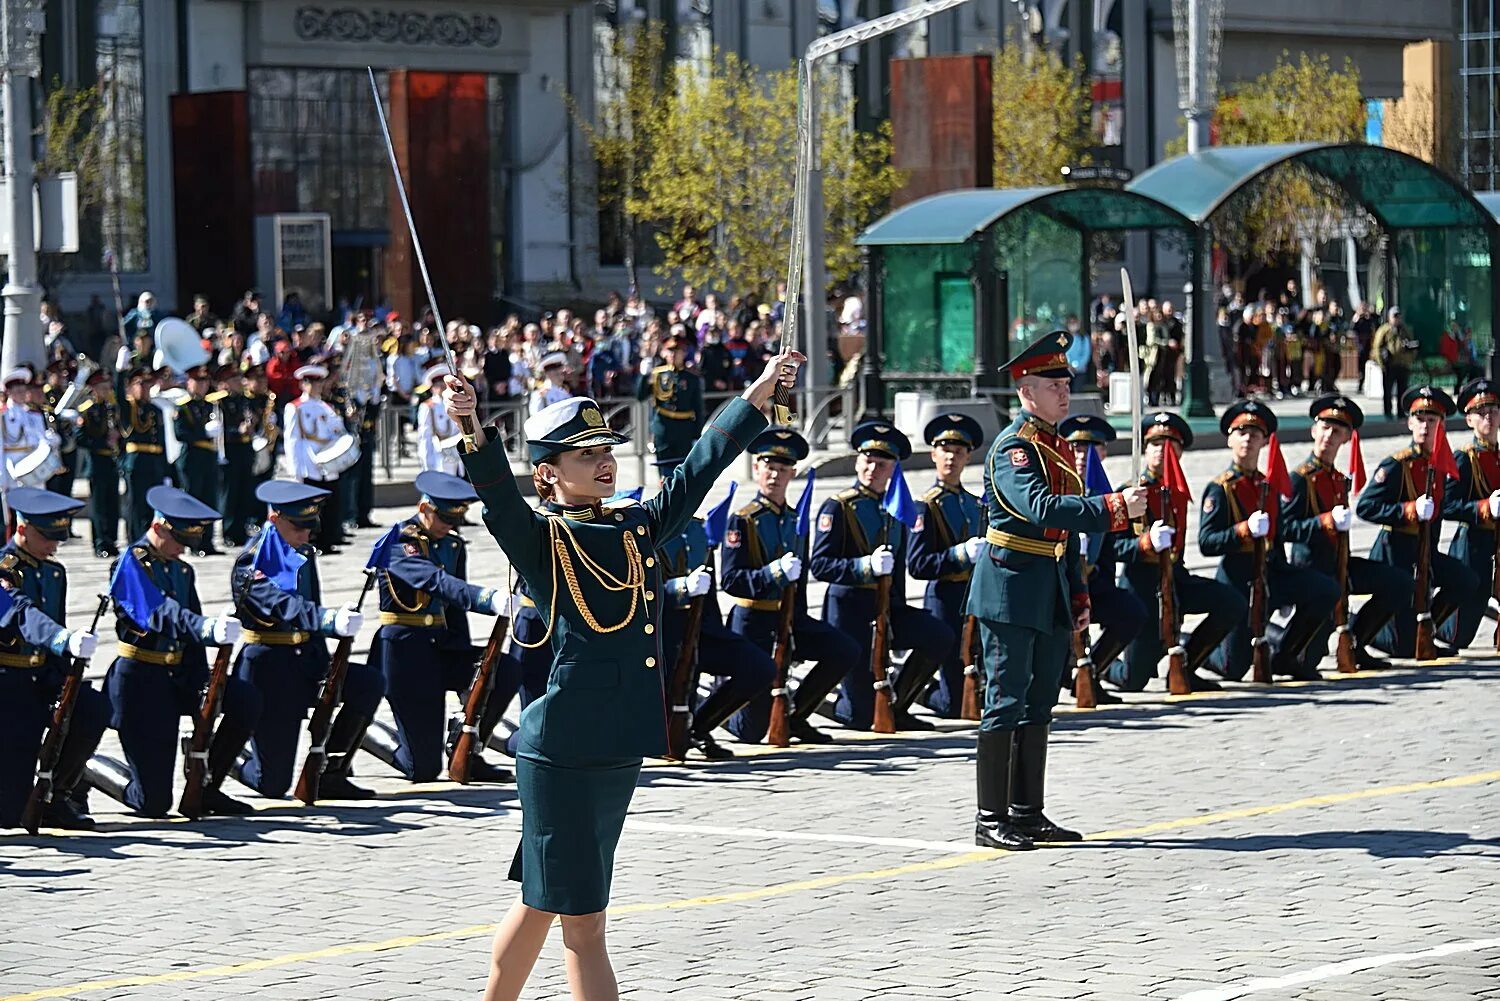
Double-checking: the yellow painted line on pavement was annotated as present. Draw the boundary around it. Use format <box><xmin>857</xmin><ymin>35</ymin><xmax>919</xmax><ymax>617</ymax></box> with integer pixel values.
<box><xmin>6</xmin><ymin>766</ymin><xmax>1499</xmax><ymax>1001</ymax></box>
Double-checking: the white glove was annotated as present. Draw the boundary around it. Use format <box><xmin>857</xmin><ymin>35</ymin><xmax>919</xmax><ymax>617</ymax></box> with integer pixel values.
<box><xmin>211</xmin><ymin>614</ymin><xmax>241</xmax><ymax>646</ymax></box>
<box><xmin>639</xmin><ymin>358</ymin><xmax>654</xmax><ymax>375</ymax></box>
<box><xmin>1148</xmin><ymin>521</ymin><xmax>1175</xmax><ymax>553</ymax></box>
<box><xmin>1414</xmin><ymin>494</ymin><xmax>1436</xmax><ymax>522</ymax></box>
<box><xmin>864</xmin><ymin>544</ymin><xmax>896</xmax><ymax>577</ymax></box>
<box><xmin>774</xmin><ymin>552</ymin><xmax>803</xmax><ymax>581</ymax></box>
<box><xmin>1488</xmin><ymin>489</ymin><xmax>1500</xmax><ymax>518</ymax></box>
<box><xmin>1331</xmin><ymin>504</ymin><xmax>1353</xmax><ymax>532</ymax></box>
<box><xmin>66</xmin><ymin>630</ymin><xmax>97</xmax><ymax>659</ymax></box>
<box><xmin>1247</xmin><ymin>510</ymin><xmax>1271</xmax><ymax>539</ymax></box>
<box><xmin>683</xmin><ymin>566</ymin><xmax>713</xmax><ymax>597</ymax></box>
<box><xmin>204</xmin><ymin>416</ymin><xmax>222</xmax><ymax>438</ymax></box>
<box><xmin>963</xmin><ymin>537</ymin><xmax>984</xmax><ymax>562</ymax></box>
<box><xmin>333</xmin><ymin>604</ymin><xmax>364</xmax><ymax>637</ymax></box>
<box><xmin>115</xmin><ymin>345</ymin><xmax>131</xmax><ymax>370</ymax></box>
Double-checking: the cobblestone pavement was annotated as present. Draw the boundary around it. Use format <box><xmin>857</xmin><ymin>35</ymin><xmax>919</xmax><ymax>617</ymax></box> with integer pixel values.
<box><xmin>5</xmin><ymin>431</ymin><xmax>1500</xmax><ymax>1000</ymax></box>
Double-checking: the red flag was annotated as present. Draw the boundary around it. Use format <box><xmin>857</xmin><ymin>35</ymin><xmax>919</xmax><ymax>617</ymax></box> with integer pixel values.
<box><xmin>1348</xmin><ymin>431</ymin><xmax>1368</xmax><ymax>495</ymax></box>
<box><xmin>1264</xmin><ymin>432</ymin><xmax>1294</xmax><ymax>500</ymax></box>
<box><xmin>1431</xmin><ymin>423</ymin><xmax>1460</xmax><ymax>482</ymax></box>
<box><xmin>1162</xmin><ymin>439</ymin><xmax>1192</xmax><ymax>503</ymax></box>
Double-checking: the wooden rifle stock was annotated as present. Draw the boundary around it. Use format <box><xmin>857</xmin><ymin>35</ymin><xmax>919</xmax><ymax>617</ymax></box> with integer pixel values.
<box><xmin>870</xmin><ymin>576</ymin><xmax>896</xmax><ymax>734</ymax></box>
<box><xmin>765</xmin><ymin>582</ymin><xmax>799</xmax><ymax>748</ymax></box>
<box><xmin>1250</xmin><ymin>479</ymin><xmax>1273</xmax><ymax>684</ymax></box>
<box><xmin>1160</xmin><ymin>485</ymin><xmax>1190</xmax><ymax>695</ymax></box>
<box><xmin>21</xmin><ymin>595</ymin><xmax>110</xmax><ymax>834</ymax></box>
<box><xmin>959</xmin><ymin>614</ymin><xmax>982</xmax><ymax>720</ymax></box>
<box><xmin>448</xmin><ymin>611</ymin><xmax>513</xmax><ymax>784</ymax></box>
<box><xmin>1415</xmin><ymin>465</ymin><xmax>1437</xmax><ymax>661</ymax></box>
<box><xmin>1335</xmin><ymin>475</ymin><xmax>1357</xmax><ymax>673</ymax></box>
<box><xmin>665</xmin><ymin>571</ymin><xmax>710</xmax><ymax>761</ymax></box>
<box><xmin>179</xmin><ymin>642</ymin><xmax>234</xmax><ymax>819</ymax></box>
<box><xmin>294</xmin><ymin>570</ymin><xmax>376</xmax><ymax>805</ymax></box>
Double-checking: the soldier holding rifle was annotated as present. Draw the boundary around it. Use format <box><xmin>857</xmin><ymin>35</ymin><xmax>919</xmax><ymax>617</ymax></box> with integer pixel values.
<box><xmin>1282</xmin><ymin>395</ymin><xmax>1410</xmax><ymax>673</ymax></box>
<box><xmin>968</xmin><ymin>332</ymin><xmax>1143</xmax><ymax>851</ymax></box>
<box><xmin>1198</xmin><ymin>401</ymin><xmax>1338</xmax><ymax>682</ymax></box>
<box><xmin>0</xmin><ymin>488</ymin><xmax>108</xmax><ymax>830</ymax></box>
<box><xmin>360</xmin><ymin>471</ymin><xmax>512</xmax><ymax>784</ymax></box>
<box><xmin>908</xmin><ymin>414</ymin><xmax>986</xmax><ymax>719</ymax></box>
<box><xmin>230</xmin><ymin>481</ymin><xmax>383</xmax><ymax>800</ymax></box>
<box><xmin>1440</xmin><ymin>379</ymin><xmax>1500</xmax><ymax>652</ymax></box>
<box><xmin>86</xmin><ymin>486</ymin><xmax>258</xmax><ymax>818</ymax></box>
<box><xmin>77</xmin><ymin>367</ymin><xmax>122</xmax><ymax>558</ymax></box>
<box><xmin>1358</xmin><ymin>387</ymin><xmax>1483</xmax><ymax>658</ymax></box>
<box><xmin>810</xmin><ymin>422</ymin><xmax>953</xmax><ymax>731</ymax></box>
<box><xmin>1058</xmin><ymin>415</ymin><xmax>1144</xmax><ymax>704</ymax></box>
<box><xmin>722</xmin><ymin>429</ymin><xmax>859</xmax><ymax>745</ymax></box>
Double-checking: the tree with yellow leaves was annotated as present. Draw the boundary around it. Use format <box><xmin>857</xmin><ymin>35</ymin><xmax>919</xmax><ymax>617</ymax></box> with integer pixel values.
<box><xmin>630</xmin><ymin>55</ymin><xmax>902</xmax><ymax>298</ymax></box>
<box><xmin>991</xmin><ymin>39</ymin><xmax>1093</xmax><ymax>188</ymax></box>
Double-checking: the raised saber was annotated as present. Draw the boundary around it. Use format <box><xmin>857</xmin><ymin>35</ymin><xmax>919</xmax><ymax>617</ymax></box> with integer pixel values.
<box><xmin>367</xmin><ymin>67</ymin><xmax>478</xmax><ymax>451</ymax></box>
<box><xmin>1121</xmin><ymin>268</ymin><xmax>1144</xmax><ymax>482</ymax></box>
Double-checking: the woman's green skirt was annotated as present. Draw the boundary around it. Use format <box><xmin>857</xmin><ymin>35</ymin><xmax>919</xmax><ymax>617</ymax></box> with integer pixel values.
<box><xmin>509</xmin><ymin>753</ymin><xmax>643</xmax><ymax>915</ymax></box>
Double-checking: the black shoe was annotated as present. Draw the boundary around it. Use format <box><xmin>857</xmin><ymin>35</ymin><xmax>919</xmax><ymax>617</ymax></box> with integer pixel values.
<box><xmin>789</xmin><ymin>718</ymin><xmax>833</xmax><ymax>744</ymax></box>
<box><xmin>459</xmin><ymin>757</ymin><xmax>514</xmax><ymax>784</ymax></box>
<box><xmin>1010</xmin><ymin>811</ymin><xmax>1082</xmax><ymax>843</ymax></box>
<box><xmin>690</xmin><ymin>733</ymin><xmax>735</xmax><ymax>760</ymax></box>
<box><xmin>39</xmin><ymin>795</ymin><xmax>96</xmax><ymax>831</ymax></box>
<box><xmin>1187</xmin><ymin>672</ymin><xmax>1222</xmax><ymax>692</ymax></box>
<box><xmin>1089</xmin><ymin>678</ymin><xmax>1124</xmax><ymax>705</ymax></box>
<box><xmin>1356</xmin><ymin>649</ymin><xmax>1388</xmax><ymax>671</ymax></box>
<box><xmin>318</xmin><ymin>546</ymin><xmax>342</xmax><ymax>557</ymax></box>
<box><xmin>95</xmin><ymin>549</ymin><xmax>112</xmax><ymax>559</ymax></box>
<box><xmin>200</xmin><ymin>788</ymin><xmax>254</xmax><ymax>816</ymax></box>
<box><xmin>1278</xmin><ymin>661</ymin><xmax>1322</xmax><ymax>682</ymax></box>
<box><xmin>975</xmin><ymin>812</ymin><xmax>1035</xmax><ymax>851</ymax></box>
<box><xmin>356</xmin><ymin>519</ymin><xmax>380</xmax><ymax>529</ymax></box>
<box><xmin>317</xmin><ymin>774</ymin><xmax>378</xmax><ymax>800</ymax></box>
<box><xmin>894</xmin><ymin>709</ymin><xmax>935</xmax><ymax>731</ymax></box>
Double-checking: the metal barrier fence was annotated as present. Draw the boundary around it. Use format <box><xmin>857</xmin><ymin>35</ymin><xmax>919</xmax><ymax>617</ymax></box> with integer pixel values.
<box><xmin>374</xmin><ymin>383</ymin><xmax>859</xmax><ymax>484</ymax></box>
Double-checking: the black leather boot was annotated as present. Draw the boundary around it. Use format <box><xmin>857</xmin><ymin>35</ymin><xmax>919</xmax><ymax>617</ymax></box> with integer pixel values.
<box><xmin>974</xmin><ymin>729</ymin><xmax>1033</xmax><ymax>851</ymax></box>
<box><xmin>1086</xmin><ymin>635</ymin><xmax>1127</xmax><ymax>705</ymax></box>
<box><xmin>892</xmin><ymin>652</ymin><xmax>940</xmax><ymax>730</ymax></box>
<box><xmin>1008</xmin><ymin>725</ymin><xmax>1081</xmax><ymax>842</ymax></box>
<box><xmin>201</xmin><ymin>724</ymin><xmax>254</xmax><ymax>815</ymax></box>
<box><xmin>444</xmin><ymin>715</ymin><xmax>514</xmax><ymax>783</ymax></box>
<box><xmin>321</xmin><ymin>711</ymin><xmax>378</xmax><ymax>799</ymax></box>
<box><xmin>789</xmin><ymin>659</ymin><xmax>846</xmax><ymax>725</ymax></box>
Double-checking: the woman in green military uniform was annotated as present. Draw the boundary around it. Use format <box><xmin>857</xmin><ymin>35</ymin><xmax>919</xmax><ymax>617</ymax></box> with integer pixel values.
<box><xmin>444</xmin><ymin>348</ymin><xmax>802</xmax><ymax>1001</ymax></box>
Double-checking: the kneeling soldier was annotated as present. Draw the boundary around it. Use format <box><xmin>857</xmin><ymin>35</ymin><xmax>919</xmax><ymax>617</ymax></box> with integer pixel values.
<box><xmin>1199</xmin><ymin>401</ymin><xmax>1339</xmax><ymax>680</ymax></box>
<box><xmin>89</xmin><ymin>487</ymin><xmax>260</xmax><ymax>817</ymax></box>
<box><xmin>1440</xmin><ymin>379</ymin><xmax>1500</xmax><ymax>652</ymax></box>
<box><xmin>232</xmin><ymin>481</ymin><xmax>385</xmax><ymax>798</ymax></box>
<box><xmin>811</xmin><ymin>421</ymin><xmax>954</xmax><ymax>731</ymax></box>
<box><xmin>721</xmin><ymin>429</ymin><xmax>860</xmax><ymax>744</ymax></box>
<box><xmin>1283</xmin><ymin>395</ymin><xmax>1410</xmax><ymax>671</ymax></box>
<box><xmin>362</xmin><ymin>471</ymin><xmax>513</xmax><ymax>783</ymax></box>
<box><xmin>0</xmin><ymin>488</ymin><xmax>108</xmax><ymax>829</ymax></box>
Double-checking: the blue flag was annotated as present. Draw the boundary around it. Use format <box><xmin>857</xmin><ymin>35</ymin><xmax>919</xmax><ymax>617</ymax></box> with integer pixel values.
<box><xmin>795</xmin><ymin>466</ymin><xmax>818</xmax><ymax>538</ymax></box>
<box><xmin>704</xmin><ymin>482</ymin><xmax>738</xmax><ymax>548</ymax></box>
<box><xmin>1084</xmin><ymin>447</ymin><xmax>1113</xmax><ymax>496</ymax></box>
<box><xmin>883</xmin><ymin>462</ymin><xmax>920</xmax><ymax>529</ymax></box>
<box><xmin>252</xmin><ymin>523</ymin><xmax>308</xmax><ymax>593</ymax></box>
<box><xmin>367</xmin><ymin>523</ymin><xmax>404</xmax><ymax>570</ymax></box>
<box><xmin>110</xmin><ymin>551</ymin><xmax>166</xmax><ymax>628</ymax></box>
<box><xmin>0</xmin><ymin>581</ymin><xmax>13</xmax><ymax>620</ymax></box>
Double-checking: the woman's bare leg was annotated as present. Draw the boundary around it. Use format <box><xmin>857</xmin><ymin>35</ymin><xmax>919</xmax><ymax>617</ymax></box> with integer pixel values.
<box><xmin>559</xmin><ymin>911</ymin><xmax>618</xmax><ymax>1001</ymax></box>
<box><xmin>482</xmin><ymin>897</ymin><xmax>555</xmax><ymax>1001</ymax></box>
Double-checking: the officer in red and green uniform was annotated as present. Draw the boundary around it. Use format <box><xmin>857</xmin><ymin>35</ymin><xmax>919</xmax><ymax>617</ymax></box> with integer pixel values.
<box><xmin>1440</xmin><ymin>379</ymin><xmax>1500</xmax><ymax>651</ymax></box>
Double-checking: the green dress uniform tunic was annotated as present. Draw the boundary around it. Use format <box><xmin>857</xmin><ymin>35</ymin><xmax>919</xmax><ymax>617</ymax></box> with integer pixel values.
<box><xmin>119</xmin><ymin>397</ymin><xmax>173</xmax><ymax>542</ymax></box>
<box><xmin>77</xmin><ymin>395</ymin><xmax>120</xmax><ymax>554</ymax></box>
<box><xmin>636</xmin><ymin>364</ymin><xmax>706</xmax><ymax>462</ymax></box>
<box><xmin>462</xmin><ymin>397</ymin><xmax>767</xmax><ymax>915</ymax></box>
<box><xmin>175</xmin><ymin>395</ymin><xmax>221</xmax><ymax>526</ymax></box>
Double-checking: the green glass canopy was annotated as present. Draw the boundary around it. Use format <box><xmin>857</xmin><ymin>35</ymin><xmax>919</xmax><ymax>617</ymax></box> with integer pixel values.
<box><xmin>1128</xmin><ymin>142</ymin><xmax>1490</xmax><ymax>230</ymax></box>
<box><xmin>856</xmin><ymin>186</ymin><xmax>1191</xmax><ymax>246</ymax></box>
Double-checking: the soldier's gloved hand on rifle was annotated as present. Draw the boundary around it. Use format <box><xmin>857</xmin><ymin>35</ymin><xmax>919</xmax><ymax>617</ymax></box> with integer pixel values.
<box><xmin>485</xmin><ymin>591</ymin><xmax>506</xmax><ymax>615</ymax></box>
<box><xmin>1148</xmin><ymin>521</ymin><xmax>1175</xmax><ymax>553</ymax></box>
<box><xmin>862</xmin><ymin>544</ymin><xmax>896</xmax><ymax>578</ymax></box>
<box><xmin>639</xmin><ymin>358</ymin><xmax>655</xmax><ymax>376</ymax></box>
<box><xmin>334</xmin><ymin>604</ymin><xmax>364</xmax><ymax>637</ymax></box>
<box><xmin>211</xmin><ymin>611</ymin><xmax>242</xmax><ymax>646</ymax></box>
<box><xmin>66</xmin><ymin>630</ymin><xmax>98</xmax><ymax>660</ymax></box>
<box><xmin>683</xmin><ymin>566</ymin><xmax>713</xmax><ymax>597</ymax></box>
<box><xmin>1247</xmin><ymin>510</ymin><xmax>1272</xmax><ymax>539</ymax></box>
<box><xmin>1119</xmin><ymin>486</ymin><xmax>1150</xmax><ymax>519</ymax></box>
<box><xmin>1331</xmin><ymin>504</ymin><xmax>1353</xmax><ymax>532</ymax></box>
<box><xmin>1414</xmin><ymin>495</ymin><xmax>1436</xmax><ymax>522</ymax></box>
<box><xmin>774</xmin><ymin>552</ymin><xmax>802</xmax><ymax>582</ymax></box>
<box><xmin>962</xmin><ymin>536</ymin><xmax>984</xmax><ymax>562</ymax></box>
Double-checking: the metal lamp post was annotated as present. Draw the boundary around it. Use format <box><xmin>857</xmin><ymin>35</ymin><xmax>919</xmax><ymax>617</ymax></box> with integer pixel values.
<box><xmin>0</xmin><ymin>0</ymin><xmax>43</xmax><ymax>374</ymax></box>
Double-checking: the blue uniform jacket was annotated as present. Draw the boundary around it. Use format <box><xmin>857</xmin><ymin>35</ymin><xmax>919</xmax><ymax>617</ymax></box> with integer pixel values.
<box><xmin>232</xmin><ymin>536</ymin><xmax>340</xmax><ymax>682</ymax></box>
<box><xmin>810</xmin><ymin>483</ymin><xmax>912</xmax><ymax>608</ymax></box>
<box><xmin>1281</xmin><ymin>456</ymin><xmax>1351</xmax><ymax>574</ymax></box>
<box><xmin>463</xmin><ymin>396</ymin><xmax>767</xmax><ymax>761</ymax></box>
<box><xmin>0</xmin><ymin>542</ymin><xmax>80</xmax><ymax>670</ymax></box>
<box><xmin>1354</xmin><ymin>445</ymin><xmax>1447</xmax><ymax>563</ymax></box>
<box><xmin>378</xmin><ymin>517</ymin><xmax>495</xmax><ymax>644</ymax></box>
<box><xmin>722</xmin><ymin>494</ymin><xmax>805</xmax><ymax>613</ymax></box>
<box><xmin>908</xmin><ymin>482</ymin><xmax>982</xmax><ymax>584</ymax></box>
<box><xmin>965</xmin><ymin>412</ymin><xmax>1127</xmax><ymax>630</ymax></box>
<box><xmin>1199</xmin><ymin>466</ymin><xmax>1287</xmax><ymax>571</ymax></box>
<box><xmin>109</xmin><ymin>539</ymin><xmax>218</xmax><ymax>671</ymax></box>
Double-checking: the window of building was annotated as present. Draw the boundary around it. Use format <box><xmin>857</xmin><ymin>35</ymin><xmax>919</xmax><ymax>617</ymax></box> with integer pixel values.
<box><xmin>1462</xmin><ymin>0</ymin><xmax>1497</xmax><ymax>189</ymax></box>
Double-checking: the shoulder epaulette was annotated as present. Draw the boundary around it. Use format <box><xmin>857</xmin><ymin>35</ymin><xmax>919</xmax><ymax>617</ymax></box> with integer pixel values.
<box><xmin>1017</xmin><ymin>422</ymin><xmax>1040</xmax><ymax>443</ymax></box>
<box><xmin>0</xmin><ymin>553</ymin><xmax>17</xmax><ymax>573</ymax></box>
<box><xmin>1393</xmin><ymin>445</ymin><xmax>1419</xmax><ymax>463</ymax></box>
<box><xmin>1211</xmin><ymin>470</ymin><xmax>1235</xmax><ymax>486</ymax></box>
<box><xmin>734</xmin><ymin>499</ymin><xmax>764</xmax><ymax>519</ymax></box>
<box><xmin>652</xmin><ymin>365</ymin><xmax>672</xmax><ymax>376</ymax></box>
<box><xmin>1295</xmin><ymin>460</ymin><xmax>1317</xmax><ymax>476</ymax></box>
<box><xmin>921</xmin><ymin>486</ymin><xmax>944</xmax><ymax>503</ymax></box>
<box><xmin>130</xmin><ymin>545</ymin><xmax>149</xmax><ymax>560</ymax></box>
<box><xmin>834</xmin><ymin>486</ymin><xmax>862</xmax><ymax>503</ymax></box>
<box><xmin>78</xmin><ymin>399</ymin><xmax>95</xmax><ymax>414</ymax></box>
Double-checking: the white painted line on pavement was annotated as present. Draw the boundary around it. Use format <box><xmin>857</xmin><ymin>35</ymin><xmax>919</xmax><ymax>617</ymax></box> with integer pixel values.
<box><xmin>1174</xmin><ymin>937</ymin><xmax>1500</xmax><ymax>1000</ymax></box>
<box><xmin>625</xmin><ymin>819</ymin><xmax>982</xmax><ymax>854</ymax></box>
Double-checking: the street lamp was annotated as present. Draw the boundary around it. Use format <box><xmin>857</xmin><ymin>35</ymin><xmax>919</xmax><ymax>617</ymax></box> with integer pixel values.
<box><xmin>1</xmin><ymin>0</ymin><xmax>44</xmax><ymax>374</ymax></box>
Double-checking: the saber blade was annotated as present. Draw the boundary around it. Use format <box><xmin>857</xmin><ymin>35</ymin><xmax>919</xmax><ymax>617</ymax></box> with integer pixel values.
<box><xmin>1121</xmin><ymin>268</ymin><xmax>1144</xmax><ymax>483</ymax></box>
